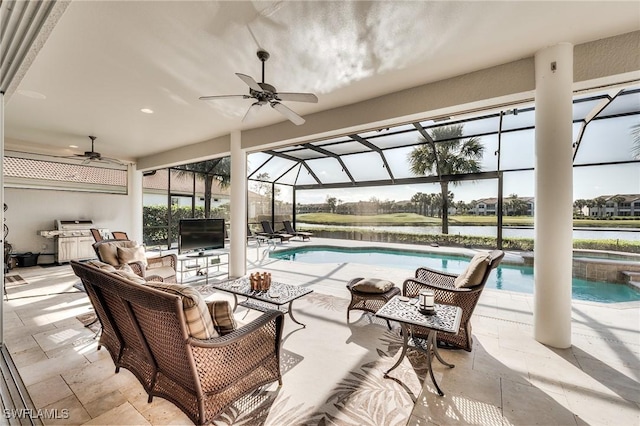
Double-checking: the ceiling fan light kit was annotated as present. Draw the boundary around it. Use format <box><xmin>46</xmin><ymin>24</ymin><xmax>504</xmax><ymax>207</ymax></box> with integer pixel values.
<box><xmin>199</xmin><ymin>49</ymin><xmax>317</xmax><ymax>125</ymax></box>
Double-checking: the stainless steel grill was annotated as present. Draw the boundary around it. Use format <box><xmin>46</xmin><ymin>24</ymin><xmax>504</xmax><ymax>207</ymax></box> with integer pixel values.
<box><xmin>39</xmin><ymin>220</ymin><xmax>108</xmax><ymax>263</ymax></box>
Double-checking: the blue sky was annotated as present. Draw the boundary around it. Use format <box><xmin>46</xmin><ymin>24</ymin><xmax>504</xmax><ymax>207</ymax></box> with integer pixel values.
<box><xmin>291</xmin><ymin>162</ymin><xmax>639</xmax><ymax>205</ymax></box>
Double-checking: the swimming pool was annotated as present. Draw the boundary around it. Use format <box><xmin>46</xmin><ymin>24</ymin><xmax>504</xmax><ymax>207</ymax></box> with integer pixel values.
<box><xmin>269</xmin><ymin>246</ymin><xmax>640</xmax><ymax>304</ymax></box>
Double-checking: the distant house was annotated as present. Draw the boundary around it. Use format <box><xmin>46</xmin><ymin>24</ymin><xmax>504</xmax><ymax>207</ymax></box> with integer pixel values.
<box><xmin>586</xmin><ymin>194</ymin><xmax>640</xmax><ymax>217</ymax></box>
<box><xmin>470</xmin><ymin>196</ymin><xmax>535</xmax><ymax>216</ymax></box>
<box><xmin>472</xmin><ymin>198</ymin><xmax>498</xmax><ymax>216</ymax></box>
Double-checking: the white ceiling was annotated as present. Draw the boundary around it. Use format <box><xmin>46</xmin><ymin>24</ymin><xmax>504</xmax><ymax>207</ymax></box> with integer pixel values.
<box><xmin>5</xmin><ymin>1</ymin><xmax>640</xmax><ymax>163</ymax></box>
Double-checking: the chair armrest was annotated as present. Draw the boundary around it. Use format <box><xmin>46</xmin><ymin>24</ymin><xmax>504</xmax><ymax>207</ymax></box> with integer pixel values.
<box><xmin>188</xmin><ymin>310</ymin><xmax>284</xmax><ymax>392</ymax></box>
<box><xmin>147</xmin><ymin>253</ymin><xmax>177</xmax><ymax>271</ymax></box>
<box><xmin>403</xmin><ymin>276</ymin><xmax>480</xmax><ymax>301</ymax></box>
<box><xmin>128</xmin><ymin>261</ymin><xmax>146</xmax><ymax>277</ymax></box>
<box><xmin>144</xmin><ymin>274</ymin><xmax>165</xmax><ymax>282</ymax></box>
<box><xmin>415</xmin><ymin>266</ymin><xmax>458</xmax><ymax>282</ymax></box>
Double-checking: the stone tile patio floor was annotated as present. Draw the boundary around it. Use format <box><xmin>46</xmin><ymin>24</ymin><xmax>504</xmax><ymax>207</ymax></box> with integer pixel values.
<box><xmin>3</xmin><ymin>238</ymin><xmax>639</xmax><ymax>425</ymax></box>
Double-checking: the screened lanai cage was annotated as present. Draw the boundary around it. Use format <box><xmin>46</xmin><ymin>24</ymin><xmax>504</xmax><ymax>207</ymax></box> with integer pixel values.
<box><xmin>142</xmin><ymin>86</ymin><xmax>639</xmax><ymax>249</ymax></box>
<box><xmin>246</xmin><ymin>86</ymin><xmax>640</xmax><ymax>248</ymax></box>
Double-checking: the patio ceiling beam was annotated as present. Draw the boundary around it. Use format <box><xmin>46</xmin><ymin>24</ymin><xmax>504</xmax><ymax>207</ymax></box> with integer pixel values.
<box><xmin>349</xmin><ymin>134</ymin><xmax>395</xmax><ymax>183</ymax></box>
<box><xmin>413</xmin><ymin>122</ymin><xmax>442</xmax><ymax>179</ymax></box>
<box><xmin>294</xmin><ymin>171</ymin><xmax>499</xmax><ymax>191</ymax></box>
<box><xmin>264</xmin><ymin>150</ymin><xmax>322</xmax><ymax>185</ymax></box>
<box><xmin>302</xmin><ymin>144</ymin><xmax>356</xmax><ymax>185</ymax></box>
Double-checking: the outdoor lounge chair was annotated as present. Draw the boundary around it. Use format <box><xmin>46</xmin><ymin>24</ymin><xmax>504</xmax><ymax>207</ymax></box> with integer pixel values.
<box><xmin>403</xmin><ymin>249</ymin><xmax>505</xmax><ymax>351</ymax></box>
<box><xmin>93</xmin><ymin>239</ymin><xmax>178</xmax><ymax>282</ymax></box>
<box><xmin>90</xmin><ymin>228</ymin><xmax>104</xmax><ymax>242</ymax></box>
<box><xmin>258</xmin><ymin>221</ymin><xmax>293</xmax><ymax>242</ymax></box>
<box><xmin>282</xmin><ymin>220</ymin><xmax>313</xmax><ymax>241</ymax></box>
<box><xmin>111</xmin><ymin>231</ymin><xmax>129</xmax><ymax>240</ymax></box>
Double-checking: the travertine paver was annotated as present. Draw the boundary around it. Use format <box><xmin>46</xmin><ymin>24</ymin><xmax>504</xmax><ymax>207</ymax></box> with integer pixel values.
<box><xmin>6</xmin><ymin>238</ymin><xmax>639</xmax><ymax>426</ymax></box>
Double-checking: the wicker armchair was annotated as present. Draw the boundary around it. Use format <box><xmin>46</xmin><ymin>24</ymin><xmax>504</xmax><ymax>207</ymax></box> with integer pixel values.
<box><xmin>93</xmin><ymin>239</ymin><xmax>177</xmax><ymax>282</ymax></box>
<box><xmin>71</xmin><ymin>260</ymin><xmax>284</xmax><ymax>425</ymax></box>
<box><xmin>403</xmin><ymin>250</ymin><xmax>505</xmax><ymax>351</ymax></box>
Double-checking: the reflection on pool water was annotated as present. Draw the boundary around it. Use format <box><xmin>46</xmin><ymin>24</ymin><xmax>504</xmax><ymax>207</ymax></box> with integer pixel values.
<box><xmin>269</xmin><ymin>246</ymin><xmax>640</xmax><ymax>304</ymax></box>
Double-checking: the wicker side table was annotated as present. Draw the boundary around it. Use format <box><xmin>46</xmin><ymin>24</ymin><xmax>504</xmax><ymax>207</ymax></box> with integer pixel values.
<box><xmin>346</xmin><ymin>277</ymin><xmax>400</xmax><ymax>329</ymax></box>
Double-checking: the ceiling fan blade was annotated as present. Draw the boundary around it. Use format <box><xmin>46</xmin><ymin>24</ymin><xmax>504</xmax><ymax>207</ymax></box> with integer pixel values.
<box><xmin>199</xmin><ymin>94</ymin><xmax>250</xmax><ymax>101</ymax></box>
<box><xmin>242</xmin><ymin>102</ymin><xmax>262</xmax><ymax>123</ymax></box>
<box><xmin>276</xmin><ymin>92</ymin><xmax>318</xmax><ymax>103</ymax></box>
<box><xmin>271</xmin><ymin>102</ymin><xmax>305</xmax><ymax>125</ymax></box>
<box><xmin>99</xmin><ymin>157</ymin><xmax>125</xmax><ymax>165</ymax></box>
<box><xmin>236</xmin><ymin>73</ymin><xmax>263</xmax><ymax>92</ymax></box>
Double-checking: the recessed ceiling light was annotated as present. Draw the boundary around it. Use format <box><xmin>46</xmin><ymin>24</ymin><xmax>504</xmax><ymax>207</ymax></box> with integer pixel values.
<box><xmin>69</xmin><ymin>145</ymin><xmax>78</xmax><ymax>148</ymax></box>
<box><xmin>140</xmin><ymin>108</ymin><xmax>154</xmax><ymax>114</ymax></box>
<box><xmin>16</xmin><ymin>89</ymin><xmax>46</xmax><ymax>99</ymax></box>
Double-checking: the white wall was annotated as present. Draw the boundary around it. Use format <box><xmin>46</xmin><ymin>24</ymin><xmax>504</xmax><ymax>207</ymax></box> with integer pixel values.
<box><xmin>5</xmin><ymin>187</ymin><xmax>132</xmax><ymax>263</ymax></box>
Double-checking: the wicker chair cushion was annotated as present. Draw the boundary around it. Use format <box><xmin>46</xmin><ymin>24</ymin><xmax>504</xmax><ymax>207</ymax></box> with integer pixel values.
<box><xmin>117</xmin><ymin>246</ymin><xmax>148</xmax><ymax>268</ymax></box>
<box><xmin>352</xmin><ymin>278</ymin><xmax>395</xmax><ymax>293</ymax></box>
<box><xmin>207</xmin><ymin>300</ymin><xmax>237</xmax><ymax>335</ymax></box>
<box><xmin>97</xmin><ymin>240</ymin><xmax>138</xmax><ymax>266</ymax></box>
<box><xmin>86</xmin><ymin>259</ymin><xmax>117</xmax><ymax>272</ymax></box>
<box><xmin>147</xmin><ymin>266</ymin><xmax>176</xmax><ymax>280</ymax></box>
<box><xmin>454</xmin><ymin>252</ymin><xmax>491</xmax><ymax>288</ymax></box>
<box><xmin>145</xmin><ymin>282</ymin><xmax>218</xmax><ymax>339</ymax></box>
<box><xmin>112</xmin><ymin>269</ymin><xmax>147</xmax><ymax>285</ymax></box>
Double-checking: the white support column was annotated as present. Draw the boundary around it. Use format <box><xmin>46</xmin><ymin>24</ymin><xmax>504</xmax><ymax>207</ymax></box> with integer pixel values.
<box><xmin>128</xmin><ymin>163</ymin><xmax>143</xmax><ymax>243</ymax></box>
<box><xmin>229</xmin><ymin>131</ymin><xmax>247</xmax><ymax>278</ymax></box>
<box><xmin>533</xmin><ymin>43</ymin><xmax>573</xmax><ymax>348</ymax></box>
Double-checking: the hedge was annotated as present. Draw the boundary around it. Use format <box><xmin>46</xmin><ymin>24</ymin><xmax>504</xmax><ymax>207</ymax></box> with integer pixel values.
<box><xmin>307</xmin><ymin>228</ymin><xmax>640</xmax><ymax>253</ymax></box>
<box><xmin>142</xmin><ymin>205</ymin><xmax>229</xmax><ymax>247</ymax></box>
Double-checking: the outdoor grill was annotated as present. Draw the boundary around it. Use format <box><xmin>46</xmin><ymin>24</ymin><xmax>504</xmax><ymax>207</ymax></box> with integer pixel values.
<box><xmin>39</xmin><ymin>220</ymin><xmax>108</xmax><ymax>263</ymax></box>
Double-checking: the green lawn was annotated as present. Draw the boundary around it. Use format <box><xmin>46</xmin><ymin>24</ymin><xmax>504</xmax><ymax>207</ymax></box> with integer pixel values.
<box><xmin>297</xmin><ymin>212</ymin><xmax>440</xmax><ymax>225</ymax></box>
<box><xmin>297</xmin><ymin>213</ymin><xmax>640</xmax><ymax>228</ymax></box>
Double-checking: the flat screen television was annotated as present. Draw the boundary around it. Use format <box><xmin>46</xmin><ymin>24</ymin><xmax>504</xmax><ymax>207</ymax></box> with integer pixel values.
<box><xmin>179</xmin><ymin>218</ymin><xmax>225</xmax><ymax>254</ymax></box>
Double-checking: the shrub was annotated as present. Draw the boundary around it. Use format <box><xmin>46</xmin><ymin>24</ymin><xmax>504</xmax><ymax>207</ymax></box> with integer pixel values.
<box><xmin>308</xmin><ymin>228</ymin><xmax>639</xmax><ymax>253</ymax></box>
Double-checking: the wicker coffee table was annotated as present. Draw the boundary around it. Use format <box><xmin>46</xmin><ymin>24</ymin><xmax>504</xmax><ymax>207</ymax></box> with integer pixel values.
<box><xmin>376</xmin><ymin>296</ymin><xmax>462</xmax><ymax>396</ymax></box>
<box><xmin>206</xmin><ymin>277</ymin><xmax>313</xmax><ymax>327</ymax></box>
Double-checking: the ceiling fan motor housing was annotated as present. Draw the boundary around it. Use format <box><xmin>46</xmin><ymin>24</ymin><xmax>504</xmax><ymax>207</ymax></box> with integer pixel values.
<box><xmin>257</xmin><ymin>50</ymin><xmax>270</xmax><ymax>62</ymax></box>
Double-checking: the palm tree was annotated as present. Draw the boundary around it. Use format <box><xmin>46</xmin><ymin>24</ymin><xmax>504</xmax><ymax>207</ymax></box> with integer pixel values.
<box><xmin>174</xmin><ymin>157</ymin><xmax>231</xmax><ymax>218</ymax></box>
<box><xmin>505</xmin><ymin>193</ymin><xmax>528</xmax><ymax>216</ymax></box>
<box><xmin>592</xmin><ymin>196</ymin><xmax>607</xmax><ymax>218</ymax></box>
<box><xmin>411</xmin><ymin>193</ymin><xmax>423</xmax><ymax>215</ymax></box>
<box><xmin>326</xmin><ymin>196</ymin><xmax>337</xmax><ymax>214</ymax></box>
<box><xmin>573</xmin><ymin>199</ymin><xmax>589</xmax><ymax>216</ymax></box>
<box><xmin>408</xmin><ymin>124</ymin><xmax>484</xmax><ymax>233</ymax></box>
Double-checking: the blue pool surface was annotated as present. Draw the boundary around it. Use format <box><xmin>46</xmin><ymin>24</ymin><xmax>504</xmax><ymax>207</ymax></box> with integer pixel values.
<box><xmin>269</xmin><ymin>246</ymin><xmax>640</xmax><ymax>304</ymax></box>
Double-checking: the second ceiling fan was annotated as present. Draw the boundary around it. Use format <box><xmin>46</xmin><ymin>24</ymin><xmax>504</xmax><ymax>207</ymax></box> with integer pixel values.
<box><xmin>199</xmin><ymin>49</ymin><xmax>318</xmax><ymax>125</ymax></box>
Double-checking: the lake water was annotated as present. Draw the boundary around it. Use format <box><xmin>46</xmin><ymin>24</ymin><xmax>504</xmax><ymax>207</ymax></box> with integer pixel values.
<box><xmin>298</xmin><ymin>223</ymin><xmax>640</xmax><ymax>241</ymax></box>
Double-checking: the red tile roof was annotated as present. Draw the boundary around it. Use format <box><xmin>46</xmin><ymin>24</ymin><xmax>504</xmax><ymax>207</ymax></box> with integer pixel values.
<box><xmin>143</xmin><ymin>169</ymin><xmax>230</xmax><ymax>196</ymax></box>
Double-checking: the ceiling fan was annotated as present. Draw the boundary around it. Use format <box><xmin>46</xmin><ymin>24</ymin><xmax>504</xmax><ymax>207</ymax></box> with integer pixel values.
<box><xmin>199</xmin><ymin>49</ymin><xmax>318</xmax><ymax>125</ymax></box>
<box><xmin>73</xmin><ymin>136</ymin><xmax>123</xmax><ymax>165</ymax></box>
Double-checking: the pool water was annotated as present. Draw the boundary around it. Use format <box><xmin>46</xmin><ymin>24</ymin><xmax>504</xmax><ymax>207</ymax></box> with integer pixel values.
<box><xmin>269</xmin><ymin>246</ymin><xmax>640</xmax><ymax>304</ymax></box>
